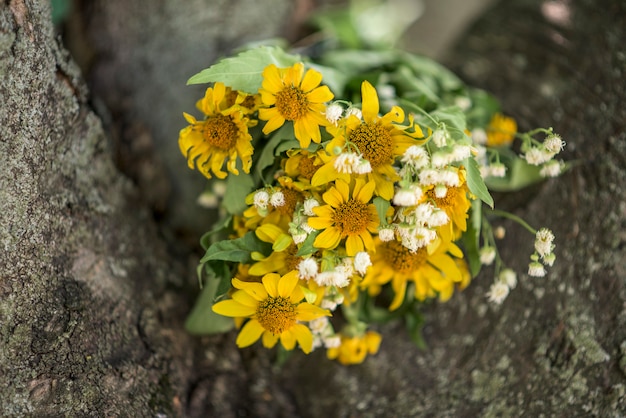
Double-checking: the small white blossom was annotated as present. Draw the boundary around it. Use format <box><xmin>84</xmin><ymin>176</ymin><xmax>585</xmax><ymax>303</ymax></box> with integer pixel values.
<box><xmin>432</xmin><ymin>129</ymin><xmax>449</xmax><ymax>147</ymax></box>
<box><xmin>494</xmin><ymin>226</ymin><xmax>506</xmax><ymax>239</ymax></box>
<box><xmin>301</xmin><ymin>222</ymin><xmax>315</xmax><ymax>234</ymax></box>
<box><xmin>486</xmin><ymin>281</ymin><xmax>510</xmax><ymax>304</ymax></box>
<box><xmin>393</xmin><ymin>188</ymin><xmax>419</xmax><ymax>207</ymax></box>
<box><xmin>479</xmin><ymin>246</ymin><xmax>497</xmax><ymax>265</ymax></box>
<box><xmin>354</xmin><ymin>159</ymin><xmax>372</xmax><ymax>174</ymax></box>
<box><xmin>431</xmin><ymin>152</ymin><xmax>450</xmax><ymax>168</ymax></box>
<box><xmin>309</xmin><ymin>317</ymin><xmax>329</xmax><ymax>333</ymax></box>
<box><xmin>324</xmin><ymin>103</ymin><xmax>344</xmax><ymax>125</ymax></box>
<box><xmin>451</xmin><ymin>144</ymin><xmax>472</xmax><ymax>162</ymax></box>
<box><xmin>378</xmin><ymin>84</ymin><xmax>396</xmax><ymax>100</ymax></box>
<box><xmin>543</xmin><ymin>252</ymin><xmax>556</xmax><ymax>266</ymax></box>
<box><xmin>402</xmin><ymin>145</ymin><xmax>430</xmax><ymax>168</ymax></box>
<box><xmin>434</xmin><ymin>184</ymin><xmax>448</xmax><ymax>198</ymax></box>
<box><xmin>303</xmin><ymin>198</ymin><xmax>320</xmax><ymax>216</ymax></box>
<box><xmin>270</xmin><ymin>191</ymin><xmax>285</xmax><ymax>207</ymax></box>
<box><xmin>298</xmin><ymin>258</ymin><xmax>319</xmax><ymax>280</ymax></box>
<box><xmin>378</xmin><ymin>227</ymin><xmax>395</xmax><ymax>242</ymax></box>
<box><xmin>489</xmin><ymin>163</ymin><xmax>507</xmax><ymax>177</ymax></box>
<box><xmin>354</xmin><ymin>252</ymin><xmax>372</xmax><ymax>275</ymax></box>
<box><xmin>440</xmin><ymin>170</ymin><xmax>461</xmax><ymax>187</ymax></box>
<box><xmin>540</xmin><ymin>160</ymin><xmax>563</xmax><ymax>177</ymax></box>
<box><xmin>472</xmin><ymin>128</ymin><xmax>488</xmax><ymax>145</ymax></box>
<box><xmin>499</xmin><ymin>268</ymin><xmax>517</xmax><ymax>289</ymax></box>
<box><xmin>346</xmin><ymin>107</ymin><xmax>362</xmax><ymax>120</ymax></box>
<box><xmin>524</xmin><ymin>147</ymin><xmax>551</xmax><ymax>165</ymax></box>
<box><xmin>479</xmin><ymin>165</ymin><xmax>491</xmax><ymax>179</ymax></box>
<box><xmin>253</xmin><ymin>190</ymin><xmax>270</xmax><ymax>210</ymax></box>
<box><xmin>534</xmin><ymin>228</ymin><xmax>555</xmax><ymax>257</ymax></box>
<box><xmin>292</xmin><ymin>231</ymin><xmax>308</xmax><ymax>245</ymax></box>
<box><xmin>428</xmin><ymin>209</ymin><xmax>449</xmax><ymax>227</ymax></box>
<box><xmin>320</xmin><ymin>298</ymin><xmax>338</xmax><ymax>310</ymax></box>
<box><xmin>334</xmin><ymin>152</ymin><xmax>360</xmax><ymax>174</ymax></box>
<box><xmin>418</xmin><ymin>169</ymin><xmax>439</xmax><ymax>186</ymax></box>
<box><xmin>455</xmin><ymin>96</ymin><xmax>472</xmax><ymax>110</ymax></box>
<box><xmin>413</xmin><ymin>202</ymin><xmax>434</xmax><ymax>223</ymax></box>
<box><xmin>528</xmin><ymin>261</ymin><xmax>547</xmax><ymax>277</ymax></box>
<box><xmin>315</xmin><ymin>271</ymin><xmax>350</xmax><ymax>288</ymax></box>
<box><xmin>323</xmin><ymin>335</ymin><xmax>342</xmax><ymax>349</ymax></box>
<box><xmin>544</xmin><ymin>134</ymin><xmax>565</xmax><ymax>154</ymax></box>
<box><xmin>212</xmin><ymin>181</ymin><xmax>227</xmax><ymax>197</ymax></box>
<box><xmin>196</xmin><ymin>191</ymin><xmax>219</xmax><ymax>208</ymax></box>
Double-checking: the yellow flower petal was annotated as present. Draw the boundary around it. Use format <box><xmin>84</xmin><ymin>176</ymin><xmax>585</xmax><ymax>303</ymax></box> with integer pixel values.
<box><xmin>280</xmin><ymin>329</ymin><xmax>297</xmax><ymax>350</ymax></box>
<box><xmin>345</xmin><ymin>234</ymin><xmax>364</xmax><ymax>256</ymax></box>
<box><xmin>262</xmin><ymin>273</ymin><xmax>281</xmax><ymax>298</ymax></box>
<box><xmin>291</xmin><ymin>323</ymin><xmax>314</xmax><ymax>354</ymax></box>
<box><xmin>212</xmin><ymin>299</ymin><xmax>256</xmax><ymax>318</ymax></box>
<box><xmin>233</xmin><ymin>279</ymin><xmax>268</xmax><ymax>301</ymax></box>
<box><xmin>235</xmin><ymin>319</ymin><xmax>265</xmax><ymax>348</ymax></box>
<box><xmin>262</xmin><ymin>330</ymin><xmax>279</xmax><ymax>348</ymax></box>
<box><xmin>301</xmin><ymin>68</ymin><xmax>323</xmax><ymax>92</ymax></box>
<box><xmin>296</xmin><ymin>303</ymin><xmax>330</xmax><ymax>321</ymax></box>
<box><xmin>314</xmin><ymin>227</ymin><xmax>342</xmax><ymax>250</ymax></box>
<box><xmin>360</xmin><ymin>81</ymin><xmax>379</xmax><ymax>122</ymax></box>
<box><xmin>231</xmin><ymin>289</ymin><xmax>260</xmax><ymax>308</ymax></box>
<box><xmin>278</xmin><ymin>270</ymin><xmax>299</xmax><ymax>298</ymax></box>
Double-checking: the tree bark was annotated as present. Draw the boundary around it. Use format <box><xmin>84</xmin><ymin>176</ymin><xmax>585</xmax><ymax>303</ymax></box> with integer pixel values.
<box><xmin>2</xmin><ymin>0</ymin><xmax>625</xmax><ymax>416</ymax></box>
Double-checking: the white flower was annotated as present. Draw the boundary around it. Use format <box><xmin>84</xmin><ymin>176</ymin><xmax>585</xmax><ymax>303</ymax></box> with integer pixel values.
<box><xmin>323</xmin><ymin>335</ymin><xmax>342</xmax><ymax>349</ymax></box>
<box><xmin>479</xmin><ymin>246</ymin><xmax>497</xmax><ymax>265</ymax></box>
<box><xmin>418</xmin><ymin>169</ymin><xmax>439</xmax><ymax>186</ymax></box>
<box><xmin>544</xmin><ymin>134</ymin><xmax>565</xmax><ymax>154</ymax></box>
<box><xmin>292</xmin><ymin>230</ymin><xmax>308</xmax><ymax>245</ymax></box>
<box><xmin>324</xmin><ymin>103</ymin><xmax>344</xmax><ymax>125</ymax></box>
<box><xmin>334</xmin><ymin>152</ymin><xmax>360</xmax><ymax>174</ymax></box>
<box><xmin>524</xmin><ymin>147</ymin><xmax>551</xmax><ymax>165</ymax></box>
<box><xmin>440</xmin><ymin>170</ymin><xmax>461</xmax><ymax>187</ymax></box>
<box><xmin>434</xmin><ymin>184</ymin><xmax>448</xmax><ymax>198</ymax></box>
<box><xmin>472</xmin><ymin>128</ymin><xmax>487</xmax><ymax>145</ymax></box>
<box><xmin>479</xmin><ymin>165</ymin><xmax>490</xmax><ymax>179</ymax></box>
<box><xmin>335</xmin><ymin>260</ymin><xmax>354</xmax><ymax>280</ymax></box>
<box><xmin>196</xmin><ymin>191</ymin><xmax>219</xmax><ymax>208</ymax></box>
<box><xmin>454</xmin><ymin>96</ymin><xmax>472</xmax><ymax>110</ymax></box>
<box><xmin>315</xmin><ymin>271</ymin><xmax>350</xmax><ymax>288</ymax></box>
<box><xmin>413</xmin><ymin>202</ymin><xmax>434</xmax><ymax>224</ymax></box>
<box><xmin>499</xmin><ymin>268</ymin><xmax>517</xmax><ymax>289</ymax></box>
<box><xmin>528</xmin><ymin>261</ymin><xmax>546</xmax><ymax>277</ymax></box>
<box><xmin>393</xmin><ymin>188</ymin><xmax>419</xmax><ymax>207</ymax></box>
<box><xmin>298</xmin><ymin>258</ymin><xmax>318</xmax><ymax>280</ymax></box>
<box><xmin>431</xmin><ymin>152</ymin><xmax>449</xmax><ymax>168</ymax></box>
<box><xmin>253</xmin><ymin>190</ymin><xmax>270</xmax><ymax>210</ymax></box>
<box><xmin>489</xmin><ymin>163</ymin><xmax>507</xmax><ymax>177</ymax></box>
<box><xmin>346</xmin><ymin>107</ymin><xmax>362</xmax><ymax>120</ymax></box>
<box><xmin>270</xmin><ymin>191</ymin><xmax>285</xmax><ymax>207</ymax></box>
<box><xmin>320</xmin><ymin>298</ymin><xmax>338</xmax><ymax>310</ymax></box>
<box><xmin>451</xmin><ymin>144</ymin><xmax>472</xmax><ymax>162</ymax></box>
<box><xmin>534</xmin><ymin>228</ymin><xmax>555</xmax><ymax>257</ymax></box>
<box><xmin>378</xmin><ymin>227</ymin><xmax>395</xmax><ymax>242</ymax></box>
<box><xmin>354</xmin><ymin>158</ymin><xmax>372</xmax><ymax>174</ymax></box>
<box><xmin>432</xmin><ymin>129</ymin><xmax>449</xmax><ymax>147</ymax></box>
<box><xmin>540</xmin><ymin>160</ymin><xmax>562</xmax><ymax>177</ymax></box>
<box><xmin>309</xmin><ymin>317</ymin><xmax>329</xmax><ymax>333</ymax></box>
<box><xmin>494</xmin><ymin>226</ymin><xmax>506</xmax><ymax>239</ymax></box>
<box><xmin>428</xmin><ymin>209</ymin><xmax>449</xmax><ymax>227</ymax></box>
<box><xmin>542</xmin><ymin>252</ymin><xmax>556</xmax><ymax>266</ymax></box>
<box><xmin>402</xmin><ymin>145</ymin><xmax>429</xmax><ymax>168</ymax></box>
<box><xmin>303</xmin><ymin>198</ymin><xmax>320</xmax><ymax>216</ymax></box>
<box><xmin>212</xmin><ymin>181</ymin><xmax>227</xmax><ymax>197</ymax></box>
<box><xmin>353</xmin><ymin>252</ymin><xmax>372</xmax><ymax>275</ymax></box>
<box><xmin>486</xmin><ymin>281</ymin><xmax>510</xmax><ymax>304</ymax></box>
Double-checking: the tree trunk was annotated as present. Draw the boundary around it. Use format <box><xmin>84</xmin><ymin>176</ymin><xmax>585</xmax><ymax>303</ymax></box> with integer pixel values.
<box><xmin>2</xmin><ymin>0</ymin><xmax>625</xmax><ymax>417</ymax></box>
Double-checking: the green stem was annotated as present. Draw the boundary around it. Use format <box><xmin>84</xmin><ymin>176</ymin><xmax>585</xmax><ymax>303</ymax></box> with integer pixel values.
<box><xmin>487</xmin><ymin>209</ymin><xmax>537</xmax><ymax>234</ymax></box>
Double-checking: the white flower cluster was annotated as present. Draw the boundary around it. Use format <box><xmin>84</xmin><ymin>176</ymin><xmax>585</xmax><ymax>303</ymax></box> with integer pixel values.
<box><xmin>297</xmin><ymin>252</ymin><xmax>372</xmax><ymax>291</ymax></box>
<box><xmin>523</xmin><ymin>134</ymin><xmax>566</xmax><ymax>177</ymax></box>
<box><xmin>324</xmin><ymin>101</ymin><xmax>362</xmax><ymax>125</ymax></box>
<box><xmin>334</xmin><ymin>152</ymin><xmax>372</xmax><ymax>175</ymax></box>
<box><xmin>309</xmin><ymin>316</ymin><xmax>340</xmax><ymax>351</ymax></box>
<box><xmin>527</xmin><ymin>228</ymin><xmax>556</xmax><ymax>277</ymax></box>
<box><xmin>486</xmin><ymin>268</ymin><xmax>518</xmax><ymax>304</ymax></box>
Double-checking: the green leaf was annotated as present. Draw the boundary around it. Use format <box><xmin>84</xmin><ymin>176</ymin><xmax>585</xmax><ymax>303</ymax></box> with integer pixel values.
<box><xmin>255</xmin><ymin>124</ymin><xmax>294</xmax><ymax>176</ymax></box>
<box><xmin>405</xmin><ymin>310</ymin><xmax>427</xmax><ymax>350</ymax></box>
<box><xmin>462</xmin><ymin>199</ymin><xmax>483</xmax><ymax>278</ymax></box>
<box><xmin>464</xmin><ymin>157</ymin><xmax>494</xmax><ymax>208</ymax></box>
<box><xmin>307</xmin><ymin>63</ymin><xmax>349</xmax><ymax>97</ymax></box>
<box><xmin>199</xmin><ymin>214</ymin><xmax>233</xmax><ymax>250</ymax></box>
<box><xmin>465</xmin><ymin>88</ymin><xmax>501</xmax><ymax>128</ymax></box>
<box><xmin>373</xmin><ymin>196</ymin><xmax>390</xmax><ymax>225</ymax></box>
<box><xmin>296</xmin><ymin>230</ymin><xmax>320</xmax><ymax>257</ymax></box>
<box><xmin>319</xmin><ymin>49</ymin><xmax>399</xmax><ymax>76</ymax></box>
<box><xmin>222</xmin><ymin>171</ymin><xmax>255</xmax><ymax>215</ymax></box>
<box><xmin>187</xmin><ymin>46</ymin><xmax>301</xmax><ymax>93</ymax></box>
<box><xmin>390</xmin><ymin>65</ymin><xmax>441</xmax><ymax>105</ymax></box>
<box><xmin>200</xmin><ymin>231</ymin><xmax>272</xmax><ymax>264</ymax></box>
<box><xmin>399</xmin><ymin>52</ymin><xmax>464</xmax><ymax>92</ymax></box>
<box><xmin>184</xmin><ymin>268</ymin><xmax>234</xmax><ymax>335</ymax></box>
<box><xmin>430</xmin><ymin>106</ymin><xmax>467</xmax><ymax>131</ymax></box>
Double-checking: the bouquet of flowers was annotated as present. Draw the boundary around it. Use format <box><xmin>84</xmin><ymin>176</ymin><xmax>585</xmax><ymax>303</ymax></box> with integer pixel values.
<box><xmin>179</xmin><ymin>4</ymin><xmax>566</xmax><ymax>365</ymax></box>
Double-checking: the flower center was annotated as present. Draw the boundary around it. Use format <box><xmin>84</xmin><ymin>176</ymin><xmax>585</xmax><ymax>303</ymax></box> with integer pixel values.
<box><xmin>348</xmin><ymin>122</ymin><xmax>393</xmax><ymax>168</ymax></box>
<box><xmin>382</xmin><ymin>240</ymin><xmax>427</xmax><ymax>274</ymax></box>
<box><xmin>333</xmin><ymin>198</ymin><xmax>371</xmax><ymax>236</ymax></box>
<box><xmin>255</xmin><ymin>296</ymin><xmax>297</xmax><ymax>335</ymax></box>
<box><xmin>274</xmin><ymin>188</ymin><xmax>303</xmax><ymax>216</ymax></box>
<box><xmin>427</xmin><ymin>186</ymin><xmax>463</xmax><ymax>211</ymax></box>
<box><xmin>275</xmin><ymin>86</ymin><xmax>309</xmax><ymax>121</ymax></box>
<box><xmin>202</xmin><ymin>114</ymin><xmax>238</xmax><ymax>150</ymax></box>
<box><xmin>298</xmin><ymin>155</ymin><xmax>318</xmax><ymax>180</ymax></box>
<box><xmin>283</xmin><ymin>245</ymin><xmax>302</xmax><ymax>273</ymax></box>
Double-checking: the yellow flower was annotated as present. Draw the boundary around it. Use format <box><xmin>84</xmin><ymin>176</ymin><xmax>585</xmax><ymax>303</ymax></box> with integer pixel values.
<box><xmin>312</xmin><ymin>81</ymin><xmax>425</xmax><ymax>199</ymax></box>
<box><xmin>249</xmin><ymin>224</ymin><xmax>301</xmax><ymax>276</ymax></box>
<box><xmin>212</xmin><ymin>271</ymin><xmax>330</xmax><ymax>354</ymax></box>
<box><xmin>258</xmin><ymin>63</ymin><xmax>334</xmax><ymax>148</ymax></box>
<box><xmin>283</xmin><ymin>149</ymin><xmax>325</xmax><ymax>191</ymax></box>
<box><xmin>486</xmin><ymin>113</ymin><xmax>517</xmax><ymax>147</ymax></box>
<box><xmin>179</xmin><ymin>82</ymin><xmax>257</xmax><ymax>179</ymax></box>
<box><xmin>327</xmin><ymin>331</ymin><xmax>382</xmax><ymax>365</ymax></box>
<box><xmin>361</xmin><ymin>238</ymin><xmax>465</xmax><ymax>310</ymax></box>
<box><xmin>307</xmin><ymin>178</ymin><xmax>379</xmax><ymax>256</ymax></box>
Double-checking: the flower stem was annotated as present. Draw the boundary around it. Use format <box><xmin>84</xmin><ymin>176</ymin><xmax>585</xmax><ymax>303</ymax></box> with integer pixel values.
<box><xmin>486</xmin><ymin>209</ymin><xmax>537</xmax><ymax>234</ymax></box>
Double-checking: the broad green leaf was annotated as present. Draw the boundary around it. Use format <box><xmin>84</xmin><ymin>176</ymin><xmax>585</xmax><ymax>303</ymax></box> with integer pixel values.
<box><xmin>296</xmin><ymin>230</ymin><xmax>320</xmax><ymax>257</ymax></box>
<box><xmin>187</xmin><ymin>46</ymin><xmax>301</xmax><ymax>93</ymax></box>
<box><xmin>430</xmin><ymin>106</ymin><xmax>466</xmax><ymax>131</ymax></box>
<box><xmin>200</xmin><ymin>231</ymin><xmax>272</xmax><ymax>264</ymax></box>
<box><xmin>255</xmin><ymin>124</ymin><xmax>293</xmax><ymax>176</ymax></box>
<box><xmin>465</xmin><ymin>157</ymin><xmax>494</xmax><ymax>208</ymax></box>
<box><xmin>319</xmin><ymin>49</ymin><xmax>399</xmax><ymax>75</ymax></box>
<box><xmin>222</xmin><ymin>171</ymin><xmax>255</xmax><ymax>215</ymax></box>
<box><xmin>185</xmin><ymin>269</ymin><xmax>234</xmax><ymax>335</ymax></box>
<box><xmin>462</xmin><ymin>199</ymin><xmax>483</xmax><ymax>278</ymax></box>
<box><xmin>390</xmin><ymin>66</ymin><xmax>441</xmax><ymax>105</ymax></box>
<box><xmin>199</xmin><ymin>214</ymin><xmax>233</xmax><ymax>250</ymax></box>
<box><xmin>465</xmin><ymin>88</ymin><xmax>501</xmax><ymax>128</ymax></box>
<box><xmin>399</xmin><ymin>52</ymin><xmax>463</xmax><ymax>92</ymax></box>
<box><xmin>373</xmin><ymin>196</ymin><xmax>391</xmax><ymax>225</ymax></box>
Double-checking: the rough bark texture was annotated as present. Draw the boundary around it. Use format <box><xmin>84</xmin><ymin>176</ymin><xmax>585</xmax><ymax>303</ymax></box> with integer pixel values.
<box><xmin>1</xmin><ymin>0</ymin><xmax>625</xmax><ymax>417</ymax></box>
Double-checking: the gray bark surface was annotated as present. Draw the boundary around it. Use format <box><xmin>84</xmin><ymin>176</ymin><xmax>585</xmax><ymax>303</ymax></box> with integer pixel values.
<box><xmin>1</xmin><ymin>0</ymin><xmax>625</xmax><ymax>416</ymax></box>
